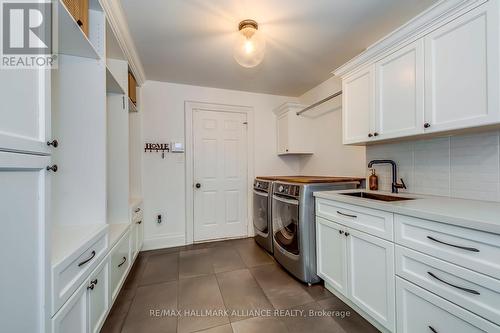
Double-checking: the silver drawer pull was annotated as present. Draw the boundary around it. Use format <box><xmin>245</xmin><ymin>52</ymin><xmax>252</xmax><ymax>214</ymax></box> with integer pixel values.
<box><xmin>118</xmin><ymin>256</ymin><xmax>127</xmax><ymax>268</ymax></box>
<box><xmin>78</xmin><ymin>250</ymin><xmax>96</xmax><ymax>267</ymax></box>
<box><xmin>427</xmin><ymin>271</ymin><xmax>480</xmax><ymax>295</ymax></box>
<box><xmin>337</xmin><ymin>211</ymin><xmax>357</xmax><ymax>219</ymax></box>
<box><xmin>427</xmin><ymin>236</ymin><xmax>479</xmax><ymax>252</ymax></box>
<box><xmin>428</xmin><ymin>326</ymin><xmax>438</xmax><ymax>333</ymax></box>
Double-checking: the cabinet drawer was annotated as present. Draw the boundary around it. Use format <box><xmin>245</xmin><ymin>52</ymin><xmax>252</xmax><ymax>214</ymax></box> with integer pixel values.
<box><xmin>52</xmin><ymin>231</ymin><xmax>107</xmax><ymax>315</ymax></box>
<box><xmin>396</xmin><ymin>277</ymin><xmax>500</xmax><ymax>333</ymax></box>
<box><xmin>110</xmin><ymin>231</ymin><xmax>131</xmax><ymax>301</ymax></box>
<box><xmin>395</xmin><ymin>214</ymin><xmax>500</xmax><ymax>279</ymax></box>
<box><xmin>316</xmin><ymin>199</ymin><xmax>393</xmax><ymax>241</ymax></box>
<box><xmin>396</xmin><ymin>246</ymin><xmax>500</xmax><ymax>324</ymax></box>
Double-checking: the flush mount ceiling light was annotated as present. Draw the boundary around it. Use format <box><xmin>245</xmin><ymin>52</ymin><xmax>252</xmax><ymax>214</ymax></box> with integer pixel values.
<box><xmin>234</xmin><ymin>19</ymin><xmax>266</xmax><ymax>68</ymax></box>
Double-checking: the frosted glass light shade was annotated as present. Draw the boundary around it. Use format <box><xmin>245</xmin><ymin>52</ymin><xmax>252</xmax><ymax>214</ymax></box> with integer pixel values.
<box><xmin>233</xmin><ymin>21</ymin><xmax>266</xmax><ymax>68</ymax></box>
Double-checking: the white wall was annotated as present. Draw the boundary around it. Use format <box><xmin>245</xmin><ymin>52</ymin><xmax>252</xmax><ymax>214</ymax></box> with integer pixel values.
<box><xmin>141</xmin><ymin>80</ymin><xmax>300</xmax><ymax>250</ymax></box>
<box><xmin>366</xmin><ymin>130</ymin><xmax>500</xmax><ymax>202</ymax></box>
<box><xmin>297</xmin><ymin>76</ymin><xmax>366</xmax><ymax>176</ymax></box>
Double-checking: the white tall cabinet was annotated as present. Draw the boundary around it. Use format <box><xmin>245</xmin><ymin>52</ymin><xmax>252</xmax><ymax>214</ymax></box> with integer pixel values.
<box><xmin>0</xmin><ymin>152</ymin><xmax>51</xmax><ymax>333</ymax></box>
<box><xmin>0</xmin><ymin>0</ymin><xmax>143</xmax><ymax>331</ymax></box>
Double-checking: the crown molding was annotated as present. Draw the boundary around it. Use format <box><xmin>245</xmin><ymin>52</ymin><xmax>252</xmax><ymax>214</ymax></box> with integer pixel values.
<box><xmin>100</xmin><ymin>0</ymin><xmax>146</xmax><ymax>85</ymax></box>
<box><xmin>333</xmin><ymin>0</ymin><xmax>486</xmax><ymax>77</ymax></box>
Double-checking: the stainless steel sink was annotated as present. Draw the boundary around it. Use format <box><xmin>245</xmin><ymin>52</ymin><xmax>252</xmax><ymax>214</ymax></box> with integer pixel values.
<box><xmin>340</xmin><ymin>192</ymin><xmax>415</xmax><ymax>202</ymax></box>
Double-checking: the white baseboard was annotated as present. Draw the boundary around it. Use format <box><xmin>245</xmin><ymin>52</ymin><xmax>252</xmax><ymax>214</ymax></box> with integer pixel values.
<box><xmin>142</xmin><ymin>233</ymin><xmax>185</xmax><ymax>251</ymax></box>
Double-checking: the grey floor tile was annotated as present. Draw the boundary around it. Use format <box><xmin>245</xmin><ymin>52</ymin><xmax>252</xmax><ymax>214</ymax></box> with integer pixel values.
<box><xmin>178</xmin><ymin>275</ymin><xmax>229</xmax><ymax>333</ymax></box>
<box><xmin>211</xmin><ymin>247</ymin><xmax>246</xmax><ymax>273</ymax></box>
<box><xmin>317</xmin><ymin>297</ymin><xmax>380</xmax><ymax>333</ymax></box>
<box><xmin>302</xmin><ymin>283</ymin><xmax>334</xmax><ymax>301</ymax></box>
<box><xmin>139</xmin><ymin>251</ymin><xmax>179</xmax><ymax>286</ymax></box>
<box><xmin>122</xmin><ymin>281</ymin><xmax>178</xmax><ymax>333</ymax></box>
<box><xmin>250</xmin><ymin>264</ymin><xmax>314</xmax><ymax>310</ymax></box>
<box><xmin>179</xmin><ymin>248</ymin><xmax>214</xmax><ymax>279</ymax></box>
<box><xmin>281</xmin><ymin>302</ymin><xmax>344</xmax><ymax>333</ymax></box>
<box><xmin>100</xmin><ymin>310</ymin><xmax>128</xmax><ymax>333</ymax></box>
<box><xmin>231</xmin><ymin>316</ymin><xmax>288</xmax><ymax>333</ymax></box>
<box><xmin>216</xmin><ymin>269</ymin><xmax>273</xmax><ymax>322</ymax></box>
<box><xmin>234</xmin><ymin>239</ymin><xmax>274</xmax><ymax>268</ymax></box>
<box><xmin>122</xmin><ymin>253</ymin><xmax>149</xmax><ymax>290</ymax></box>
<box><xmin>195</xmin><ymin>324</ymin><xmax>234</xmax><ymax>333</ymax></box>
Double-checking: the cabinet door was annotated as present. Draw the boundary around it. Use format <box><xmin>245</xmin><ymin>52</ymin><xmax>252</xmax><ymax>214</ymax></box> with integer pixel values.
<box><xmin>343</xmin><ymin>66</ymin><xmax>375</xmax><ymax>144</ymax></box>
<box><xmin>52</xmin><ymin>282</ymin><xmax>88</xmax><ymax>333</ymax></box>
<box><xmin>316</xmin><ymin>217</ymin><xmax>348</xmax><ymax>296</ymax></box>
<box><xmin>110</xmin><ymin>231</ymin><xmax>131</xmax><ymax>301</ymax></box>
<box><xmin>375</xmin><ymin>40</ymin><xmax>424</xmax><ymax>140</ymax></box>
<box><xmin>88</xmin><ymin>259</ymin><xmax>109</xmax><ymax>333</ymax></box>
<box><xmin>0</xmin><ymin>152</ymin><xmax>50</xmax><ymax>333</ymax></box>
<box><xmin>0</xmin><ymin>70</ymin><xmax>51</xmax><ymax>154</ymax></box>
<box><xmin>347</xmin><ymin>228</ymin><xmax>395</xmax><ymax>331</ymax></box>
<box><xmin>276</xmin><ymin>113</ymin><xmax>289</xmax><ymax>154</ymax></box>
<box><xmin>424</xmin><ymin>1</ymin><xmax>499</xmax><ymax>132</ymax></box>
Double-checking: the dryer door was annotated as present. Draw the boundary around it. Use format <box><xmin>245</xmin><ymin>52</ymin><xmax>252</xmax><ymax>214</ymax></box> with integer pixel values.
<box><xmin>273</xmin><ymin>194</ymin><xmax>300</xmax><ymax>255</ymax></box>
<box><xmin>253</xmin><ymin>190</ymin><xmax>269</xmax><ymax>235</ymax></box>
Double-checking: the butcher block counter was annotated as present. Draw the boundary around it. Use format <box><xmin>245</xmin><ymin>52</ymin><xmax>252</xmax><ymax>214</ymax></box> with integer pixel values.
<box><xmin>256</xmin><ymin>175</ymin><xmax>365</xmax><ymax>184</ymax></box>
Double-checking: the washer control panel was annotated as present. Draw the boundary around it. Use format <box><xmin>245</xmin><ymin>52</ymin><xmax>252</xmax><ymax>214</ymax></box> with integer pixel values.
<box><xmin>274</xmin><ymin>183</ymin><xmax>300</xmax><ymax>198</ymax></box>
<box><xmin>254</xmin><ymin>180</ymin><xmax>271</xmax><ymax>192</ymax></box>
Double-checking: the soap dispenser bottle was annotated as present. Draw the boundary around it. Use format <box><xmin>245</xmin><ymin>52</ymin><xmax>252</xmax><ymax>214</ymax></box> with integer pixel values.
<box><xmin>369</xmin><ymin>169</ymin><xmax>378</xmax><ymax>191</ymax></box>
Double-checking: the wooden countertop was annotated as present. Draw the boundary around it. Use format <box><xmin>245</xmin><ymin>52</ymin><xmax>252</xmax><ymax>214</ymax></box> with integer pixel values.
<box><xmin>256</xmin><ymin>176</ymin><xmax>365</xmax><ymax>184</ymax></box>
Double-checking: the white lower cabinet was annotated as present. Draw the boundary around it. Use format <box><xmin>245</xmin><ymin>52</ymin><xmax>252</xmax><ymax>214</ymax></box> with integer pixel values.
<box><xmin>110</xmin><ymin>230</ymin><xmax>131</xmax><ymax>301</ymax></box>
<box><xmin>315</xmin><ymin>216</ymin><xmax>395</xmax><ymax>331</ymax></box>
<box><xmin>316</xmin><ymin>197</ymin><xmax>500</xmax><ymax>333</ymax></box>
<box><xmin>396</xmin><ymin>277</ymin><xmax>500</xmax><ymax>333</ymax></box>
<box><xmin>347</xmin><ymin>228</ymin><xmax>395</xmax><ymax>331</ymax></box>
<box><xmin>88</xmin><ymin>259</ymin><xmax>109</xmax><ymax>333</ymax></box>
<box><xmin>52</xmin><ymin>258</ymin><xmax>109</xmax><ymax>333</ymax></box>
<box><xmin>316</xmin><ymin>217</ymin><xmax>348</xmax><ymax>296</ymax></box>
<box><xmin>52</xmin><ymin>281</ymin><xmax>88</xmax><ymax>333</ymax></box>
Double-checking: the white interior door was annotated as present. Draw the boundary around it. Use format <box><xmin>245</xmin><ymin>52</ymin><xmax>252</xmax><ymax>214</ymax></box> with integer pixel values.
<box><xmin>193</xmin><ymin>109</ymin><xmax>248</xmax><ymax>241</ymax></box>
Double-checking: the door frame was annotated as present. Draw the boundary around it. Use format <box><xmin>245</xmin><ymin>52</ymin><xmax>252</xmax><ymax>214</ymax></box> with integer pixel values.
<box><xmin>185</xmin><ymin>101</ymin><xmax>254</xmax><ymax>245</ymax></box>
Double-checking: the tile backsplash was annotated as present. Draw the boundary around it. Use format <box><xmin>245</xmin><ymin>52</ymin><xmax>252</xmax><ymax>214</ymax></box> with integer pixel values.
<box><xmin>366</xmin><ymin>130</ymin><xmax>500</xmax><ymax>202</ymax></box>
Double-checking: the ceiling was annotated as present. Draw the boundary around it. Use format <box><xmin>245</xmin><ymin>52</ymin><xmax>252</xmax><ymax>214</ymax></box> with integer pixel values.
<box><xmin>120</xmin><ymin>0</ymin><xmax>438</xmax><ymax>96</ymax></box>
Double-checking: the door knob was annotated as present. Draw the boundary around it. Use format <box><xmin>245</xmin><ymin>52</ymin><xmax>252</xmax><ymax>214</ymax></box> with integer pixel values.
<box><xmin>46</xmin><ymin>165</ymin><xmax>58</xmax><ymax>172</ymax></box>
<box><xmin>373</xmin><ymin>132</ymin><xmax>379</xmax><ymax>137</ymax></box>
<box><xmin>424</xmin><ymin>123</ymin><xmax>431</xmax><ymax>128</ymax></box>
<box><xmin>195</xmin><ymin>183</ymin><xmax>201</xmax><ymax>189</ymax></box>
<box><xmin>368</xmin><ymin>133</ymin><xmax>373</xmax><ymax>138</ymax></box>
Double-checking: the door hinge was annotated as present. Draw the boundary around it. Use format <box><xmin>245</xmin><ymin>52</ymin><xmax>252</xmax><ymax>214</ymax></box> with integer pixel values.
<box><xmin>122</xmin><ymin>96</ymin><xmax>125</xmax><ymax>110</ymax></box>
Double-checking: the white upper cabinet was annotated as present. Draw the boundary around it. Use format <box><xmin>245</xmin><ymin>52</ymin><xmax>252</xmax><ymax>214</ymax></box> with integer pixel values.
<box><xmin>424</xmin><ymin>1</ymin><xmax>499</xmax><ymax>133</ymax></box>
<box><xmin>336</xmin><ymin>0</ymin><xmax>499</xmax><ymax>145</ymax></box>
<box><xmin>374</xmin><ymin>40</ymin><xmax>424</xmax><ymax>141</ymax></box>
<box><xmin>0</xmin><ymin>70</ymin><xmax>51</xmax><ymax>154</ymax></box>
<box><xmin>342</xmin><ymin>66</ymin><xmax>374</xmax><ymax>144</ymax></box>
<box><xmin>273</xmin><ymin>102</ymin><xmax>314</xmax><ymax>155</ymax></box>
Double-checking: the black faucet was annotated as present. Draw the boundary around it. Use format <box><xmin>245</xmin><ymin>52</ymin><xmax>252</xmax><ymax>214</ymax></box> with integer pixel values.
<box><xmin>367</xmin><ymin>159</ymin><xmax>407</xmax><ymax>193</ymax></box>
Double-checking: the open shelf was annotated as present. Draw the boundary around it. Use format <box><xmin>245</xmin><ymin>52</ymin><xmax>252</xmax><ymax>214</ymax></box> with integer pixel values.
<box><xmin>58</xmin><ymin>0</ymin><xmax>101</xmax><ymax>59</ymax></box>
<box><xmin>128</xmin><ymin>98</ymin><xmax>138</xmax><ymax>113</ymax></box>
<box><xmin>106</xmin><ymin>66</ymin><xmax>125</xmax><ymax>94</ymax></box>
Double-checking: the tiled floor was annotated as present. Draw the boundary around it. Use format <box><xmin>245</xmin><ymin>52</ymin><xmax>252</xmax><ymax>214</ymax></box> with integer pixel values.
<box><xmin>101</xmin><ymin>238</ymin><xmax>380</xmax><ymax>333</ymax></box>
